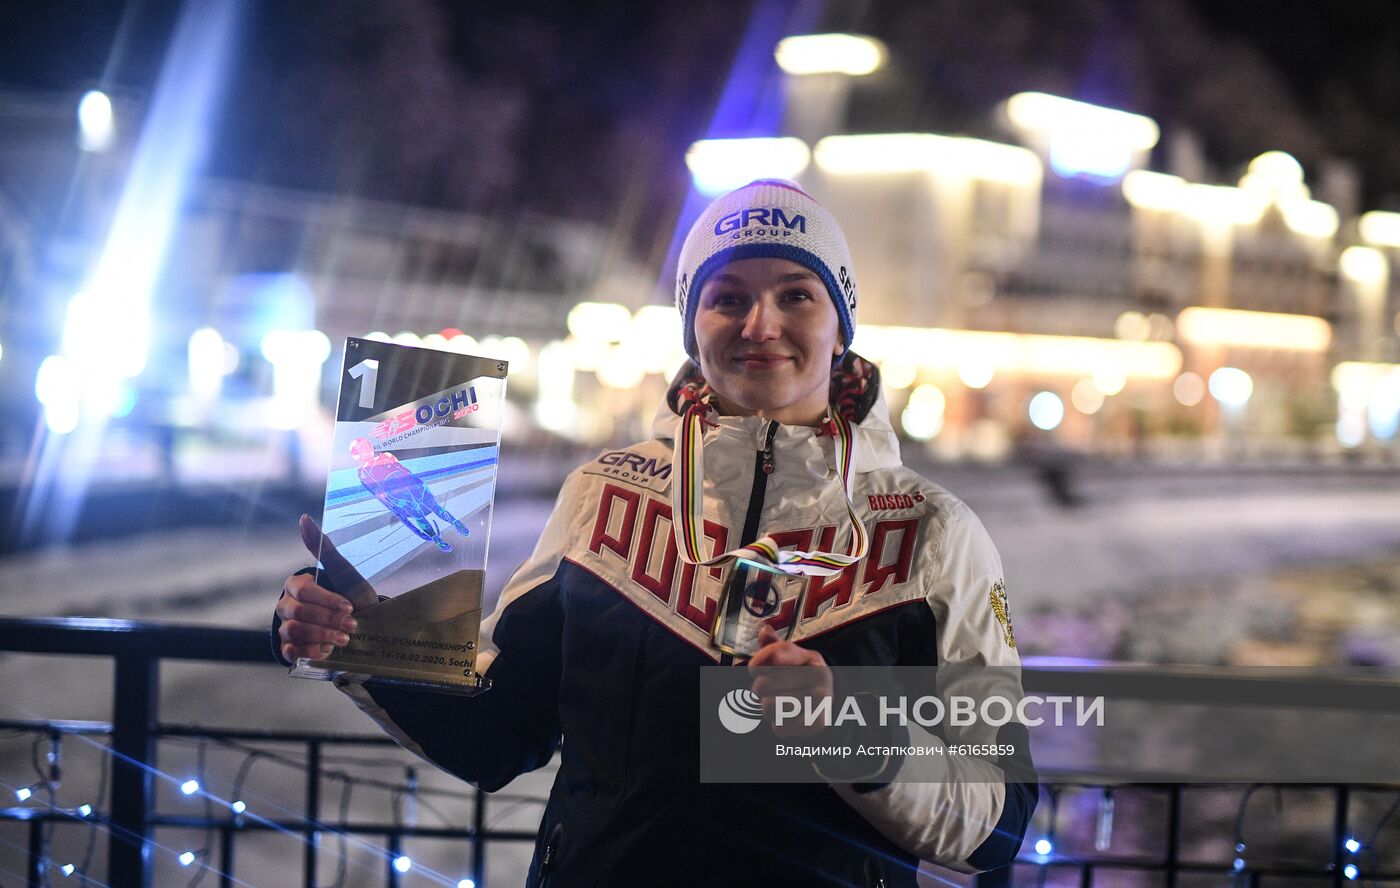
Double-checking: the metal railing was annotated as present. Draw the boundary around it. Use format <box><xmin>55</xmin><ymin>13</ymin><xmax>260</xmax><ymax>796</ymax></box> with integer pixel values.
<box><xmin>2</xmin><ymin>617</ymin><xmax>1399</xmax><ymax>887</ymax></box>
<box><xmin>0</xmin><ymin>617</ymin><xmax>541</xmax><ymax>888</ymax></box>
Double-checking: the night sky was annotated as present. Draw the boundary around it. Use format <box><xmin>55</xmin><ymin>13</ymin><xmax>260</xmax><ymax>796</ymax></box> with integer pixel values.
<box><xmin>2</xmin><ymin>0</ymin><xmax>1399</xmax><ymax>237</ymax></box>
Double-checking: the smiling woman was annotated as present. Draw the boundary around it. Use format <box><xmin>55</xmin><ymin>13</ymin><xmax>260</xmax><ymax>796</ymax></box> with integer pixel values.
<box><xmin>275</xmin><ymin>178</ymin><xmax>1035</xmax><ymax>887</ymax></box>
<box><xmin>692</xmin><ymin>257</ymin><xmax>842</xmax><ymax>426</ymax></box>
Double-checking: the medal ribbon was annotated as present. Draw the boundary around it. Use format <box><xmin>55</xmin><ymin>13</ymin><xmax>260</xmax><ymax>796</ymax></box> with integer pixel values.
<box><xmin>670</xmin><ymin>393</ymin><xmax>869</xmax><ymax>577</ymax></box>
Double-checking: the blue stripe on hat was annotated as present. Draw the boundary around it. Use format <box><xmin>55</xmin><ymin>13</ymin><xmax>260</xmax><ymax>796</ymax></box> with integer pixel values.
<box><xmin>683</xmin><ymin>242</ymin><xmax>856</xmax><ymax>360</ymax></box>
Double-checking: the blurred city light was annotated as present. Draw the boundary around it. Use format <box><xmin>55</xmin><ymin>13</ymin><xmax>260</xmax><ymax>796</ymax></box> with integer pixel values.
<box><xmin>77</xmin><ymin>89</ymin><xmax>115</xmax><ymax>152</ymax></box>
<box><xmin>534</xmin><ymin>341</ymin><xmax>579</xmax><ymax>435</ymax></box>
<box><xmin>35</xmin><ymin>355</ymin><xmax>81</xmax><ymax>435</ymax></box>
<box><xmin>1006</xmin><ymin>92</ymin><xmax>1158</xmax><ymax>181</ymax></box>
<box><xmin>1173</xmin><ymin>372</ymin><xmax>1206</xmax><ymax>407</ymax></box>
<box><xmin>1122</xmin><ymin>170</ymin><xmax>1186</xmax><ymax>213</ymax></box>
<box><xmin>1029</xmin><ymin>391</ymin><xmax>1065</xmax><ymax>430</ymax></box>
<box><xmin>1238</xmin><ymin>151</ymin><xmax>1309</xmax><ymax>204</ymax></box>
<box><xmin>626</xmin><ymin>305</ymin><xmax>686</xmax><ymax>375</ymax></box>
<box><xmin>1114</xmin><ymin>311</ymin><xmax>1151</xmax><ymax>340</ymax></box>
<box><xmin>1049</xmin><ymin>137</ymin><xmax>1134</xmax><ymax>180</ymax></box>
<box><xmin>261</xmin><ymin>330</ymin><xmax>332</xmax><ymax>430</ymax></box>
<box><xmin>1176</xmin><ymin>307</ymin><xmax>1332</xmax><ymax>351</ymax></box>
<box><xmin>478</xmin><ymin>335</ymin><xmax>531</xmax><ymax>371</ymax></box>
<box><xmin>1182</xmin><ymin>183</ymin><xmax>1268</xmax><ymax>226</ymax></box>
<box><xmin>852</xmin><ymin>325</ymin><xmax>1180</xmax><ymax>381</ymax></box>
<box><xmin>774</xmin><ymin>34</ymin><xmax>886</xmax><ymax>76</ymax></box>
<box><xmin>1006</xmin><ymin>93</ymin><xmax>1159</xmax><ymax>150</ymax></box>
<box><xmin>597</xmin><ymin>345</ymin><xmax>646</xmax><ymax>390</ymax></box>
<box><xmin>901</xmin><ymin>384</ymin><xmax>946</xmax><ymax>440</ymax></box>
<box><xmin>1367</xmin><ymin>373</ymin><xmax>1400</xmax><ymax>439</ymax></box>
<box><xmin>685</xmin><ymin>137</ymin><xmax>810</xmax><ymax>196</ymax></box>
<box><xmin>813</xmin><ymin>133</ymin><xmax>1041</xmax><ymax>187</ymax></box>
<box><xmin>1071</xmin><ymin>378</ymin><xmax>1105</xmax><ymax>414</ymax></box>
<box><xmin>447</xmin><ymin>333</ymin><xmax>480</xmax><ymax>354</ymax></box>
<box><xmin>881</xmin><ymin>360</ymin><xmax>917</xmax><ymax>390</ymax></box>
<box><xmin>567</xmin><ymin>302</ymin><xmax>633</xmax><ymax>342</ymax></box>
<box><xmin>188</xmin><ymin>327</ymin><xmax>228</xmax><ymax>398</ymax></box>
<box><xmin>1208</xmin><ymin>367</ymin><xmax>1254</xmax><ymax>407</ymax></box>
<box><xmin>1359</xmin><ymin>211</ymin><xmax>1400</xmax><ymax>247</ymax></box>
<box><xmin>1339</xmin><ymin>245</ymin><xmax>1389</xmax><ymax>286</ymax></box>
<box><xmin>1092</xmin><ymin>366</ymin><xmax>1127</xmax><ymax>396</ymax></box>
<box><xmin>958</xmin><ymin>359</ymin><xmax>994</xmax><ymax>389</ymax></box>
<box><xmin>1337</xmin><ymin>412</ymin><xmax>1367</xmax><ymax>448</ymax></box>
<box><xmin>1280</xmin><ymin>199</ymin><xmax>1339</xmax><ymax>239</ymax></box>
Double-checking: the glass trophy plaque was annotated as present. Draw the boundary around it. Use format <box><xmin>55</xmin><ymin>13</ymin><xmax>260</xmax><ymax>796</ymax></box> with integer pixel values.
<box><xmin>290</xmin><ymin>337</ymin><xmax>506</xmax><ymax>694</ymax></box>
<box><xmin>710</xmin><ymin>559</ymin><xmax>809</xmax><ymax>658</ymax></box>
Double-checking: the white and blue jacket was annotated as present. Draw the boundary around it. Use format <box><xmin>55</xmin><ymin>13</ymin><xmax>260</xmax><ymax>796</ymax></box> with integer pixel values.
<box><xmin>334</xmin><ymin>356</ymin><xmax>1036</xmax><ymax>886</ymax></box>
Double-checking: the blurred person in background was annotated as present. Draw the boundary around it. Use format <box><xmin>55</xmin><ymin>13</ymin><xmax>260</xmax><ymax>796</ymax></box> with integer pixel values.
<box><xmin>274</xmin><ymin>180</ymin><xmax>1035</xmax><ymax>886</ymax></box>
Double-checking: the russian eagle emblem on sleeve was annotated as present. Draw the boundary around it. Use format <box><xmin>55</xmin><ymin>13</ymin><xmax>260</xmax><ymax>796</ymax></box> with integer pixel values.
<box><xmin>989</xmin><ymin>579</ymin><xmax>1016</xmax><ymax>649</ymax></box>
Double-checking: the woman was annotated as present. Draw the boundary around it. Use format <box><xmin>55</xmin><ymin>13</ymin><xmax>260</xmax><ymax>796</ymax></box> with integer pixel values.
<box><xmin>275</xmin><ymin>179</ymin><xmax>1035</xmax><ymax>886</ymax></box>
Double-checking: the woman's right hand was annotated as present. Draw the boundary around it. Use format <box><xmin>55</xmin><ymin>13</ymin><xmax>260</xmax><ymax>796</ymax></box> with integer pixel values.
<box><xmin>275</xmin><ymin>515</ymin><xmax>379</xmax><ymax>663</ymax></box>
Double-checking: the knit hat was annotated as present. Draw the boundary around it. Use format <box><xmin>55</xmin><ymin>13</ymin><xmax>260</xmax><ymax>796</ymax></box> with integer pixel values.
<box><xmin>675</xmin><ymin>179</ymin><xmax>857</xmax><ymax>360</ymax></box>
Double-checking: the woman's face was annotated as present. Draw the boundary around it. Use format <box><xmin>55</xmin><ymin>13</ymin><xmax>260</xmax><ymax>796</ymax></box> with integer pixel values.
<box><xmin>693</xmin><ymin>257</ymin><xmax>842</xmax><ymax>427</ymax></box>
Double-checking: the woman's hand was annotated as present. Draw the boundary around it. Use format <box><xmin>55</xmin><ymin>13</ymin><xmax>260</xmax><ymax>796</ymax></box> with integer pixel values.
<box><xmin>745</xmin><ymin>623</ymin><xmax>834</xmax><ymax>738</ymax></box>
<box><xmin>275</xmin><ymin>515</ymin><xmax>379</xmax><ymax>663</ymax></box>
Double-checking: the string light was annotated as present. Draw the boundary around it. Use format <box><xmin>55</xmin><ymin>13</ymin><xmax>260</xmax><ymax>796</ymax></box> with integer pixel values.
<box><xmin>393</xmin><ymin>855</ymin><xmax>412</xmax><ymax>873</ymax></box>
<box><xmin>179</xmin><ymin>851</ymin><xmax>196</xmax><ymax>866</ymax></box>
<box><xmin>181</xmin><ymin>778</ymin><xmax>200</xmax><ymax>795</ymax></box>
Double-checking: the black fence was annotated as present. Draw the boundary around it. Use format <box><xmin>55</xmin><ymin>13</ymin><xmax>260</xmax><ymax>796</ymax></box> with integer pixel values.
<box><xmin>1</xmin><ymin>617</ymin><xmax>1399</xmax><ymax>887</ymax></box>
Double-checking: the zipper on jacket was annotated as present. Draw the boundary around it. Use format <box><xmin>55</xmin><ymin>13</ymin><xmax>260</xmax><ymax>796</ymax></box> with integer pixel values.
<box><xmin>538</xmin><ymin>821</ymin><xmax>563</xmax><ymax>887</ymax></box>
<box><xmin>718</xmin><ymin>420</ymin><xmax>780</xmax><ymax>667</ymax></box>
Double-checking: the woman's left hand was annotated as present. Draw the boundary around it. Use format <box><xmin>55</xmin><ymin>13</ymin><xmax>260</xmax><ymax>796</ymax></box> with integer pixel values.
<box><xmin>746</xmin><ymin>624</ymin><xmax>834</xmax><ymax>738</ymax></box>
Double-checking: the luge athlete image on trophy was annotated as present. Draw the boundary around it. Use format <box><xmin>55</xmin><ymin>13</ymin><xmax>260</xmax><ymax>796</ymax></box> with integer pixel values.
<box><xmin>350</xmin><ymin>436</ymin><xmax>473</xmax><ymax>552</ymax></box>
<box><xmin>290</xmin><ymin>337</ymin><xmax>507</xmax><ymax>693</ymax></box>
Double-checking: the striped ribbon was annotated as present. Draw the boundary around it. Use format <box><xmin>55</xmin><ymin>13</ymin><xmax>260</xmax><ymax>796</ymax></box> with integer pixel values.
<box><xmin>669</xmin><ymin>395</ymin><xmax>869</xmax><ymax>578</ymax></box>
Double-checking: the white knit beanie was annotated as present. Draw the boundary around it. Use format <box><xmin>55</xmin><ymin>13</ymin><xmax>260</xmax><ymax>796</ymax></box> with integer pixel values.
<box><xmin>675</xmin><ymin>179</ymin><xmax>857</xmax><ymax>361</ymax></box>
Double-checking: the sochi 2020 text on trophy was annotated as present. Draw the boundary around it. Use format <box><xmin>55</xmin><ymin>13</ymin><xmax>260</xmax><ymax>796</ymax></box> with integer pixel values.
<box><xmin>290</xmin><ymin>336</ymin><xmax>506</xmax><ymax>694</ymax></box>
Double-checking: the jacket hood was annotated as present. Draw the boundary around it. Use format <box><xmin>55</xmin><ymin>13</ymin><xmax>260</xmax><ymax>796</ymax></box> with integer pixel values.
<box><xmin>649</xmin><ymin>350</ymin><xmax>902</xmax><ymax>473</ymax></box>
